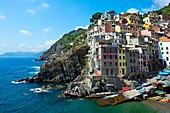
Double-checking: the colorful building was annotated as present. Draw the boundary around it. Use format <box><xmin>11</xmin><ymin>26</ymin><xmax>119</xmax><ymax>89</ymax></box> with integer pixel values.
<box><xmin>118</xmin><ymin>48</ymin><xmax>139</xmax><ymax>77</ymax></box>
<box><xmin>158</xmin><ymin>36</ymin><xmax>170</xmax><ymax>67</ymax></box>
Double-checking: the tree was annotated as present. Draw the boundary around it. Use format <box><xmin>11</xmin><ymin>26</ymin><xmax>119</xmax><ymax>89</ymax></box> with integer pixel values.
<box><xmin>90</xmin><ymin>12</ymin><xmax>102</xmax><ymax>23</ymax></box>
<box><xmin>108</xmin><ymin>10</ymin><xmax>116</xmax><ymax>16</ymax></box>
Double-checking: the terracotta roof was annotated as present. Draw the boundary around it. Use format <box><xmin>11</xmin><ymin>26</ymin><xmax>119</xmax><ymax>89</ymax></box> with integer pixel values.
<box><xmin>159</xmin><ymin>36</ymin><xmax>169</xmax><ymax>42</ymax></box>
<box><xmin>166</xmin><ymin>34</ymin><xmax>170</xmax><ymax>37</ymax></box>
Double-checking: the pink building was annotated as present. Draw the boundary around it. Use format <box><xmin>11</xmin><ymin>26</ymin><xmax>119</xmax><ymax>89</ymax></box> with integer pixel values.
<box><xmin>92</xmin><ymin>39</ymin><xmax>119</xmax><ymax>76</ymax></box>
<box><xmin>104</xmin><ymin>21</ymin><xmax>112</xmax><ymax>33</ymax></box>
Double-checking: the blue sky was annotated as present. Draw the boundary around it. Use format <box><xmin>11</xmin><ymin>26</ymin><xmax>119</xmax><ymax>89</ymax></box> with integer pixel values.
<box><xmin>0</xmin><ymin>0</ymin><xmax>169</xmax><ymax>54</ymax></box>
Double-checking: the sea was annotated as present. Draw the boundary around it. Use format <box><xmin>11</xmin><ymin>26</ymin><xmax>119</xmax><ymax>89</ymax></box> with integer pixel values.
<box><xmin>0</xmin><ymin>58</ymin><xmax>161</xmax><ymax>113</ymax></box>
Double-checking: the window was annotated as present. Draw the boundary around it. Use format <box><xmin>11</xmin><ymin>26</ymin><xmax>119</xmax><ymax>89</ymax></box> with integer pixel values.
<box><xmin>130</xmin><ymin>53</ymin><xmax>132</xmax><ymax>56</ymax></box>
<box><xmin>119</xmin><ymin>56</ymin><xmax>121</xmax><ymax>59</ymax></box>
<box><xmin>162</xmin><ymin>52</ymin><xmax>164</xmax><ymax>54</ymax></box>
<box><xmin>115</xmin><ymin>55</ymin><xmax>117</xmax><ymax>59</ymax></box>
<box><xmin>133</xmin><ymin>59</ymin><xmax>135</xmax><ymax>63</ymax></box>
<box><xmin>120</xmin><ymin>62</ymin><xmax>122</xmax><ymax>66</ymax></box>
<box><xmin>104</xmin><ymin>55</ymin><xmax>106</xmax><ymax>59</ymax></box>
<box><xmin>110</xmin><ymin>55</ymin><xmax>112</xmax><ymax>59</ymax></box>
<box><xmin>111</xmin><ymin>69</ymin><xmax>113</xmax><ymax>75</ymax></box>
<box><xmin>115</xmin><ymin>48</ymin><xmax>117</xmax><ymax>52</ymax></box>
<box><xmin>166</xmin><ymin>47</ymin><xmax>168</xmax><ymax>50</ymax></box>
<box><xmin>110</xmin><ymin>62</ymin><xmax>112</xmax><ymax>66</ymax></box>
<box><xmin>106</xmin><ymin>69</ymin><xmax>109</xmax><ymax>75</ymax></box>
<box><xmin>110</xmin><ymin>48</ymin><xmax>112</xmax><ymax>52</ymax></box>
<box><xmin>167</xmin><ymin>57</ymin><xmax>169</xmax><ymax>61</ymax></box>
<box><xmin>131</xmin><ymin>66</ymin><xmax>133</xmax><ymax>72</ymax></box>
<box><xmin>115</xmin><ymin>62</ymin><xmax>118</xmax><ymax>66</ymax></box>
<box><xmin>167</xmin><ymin>52</ymin><xmax>169</xmax><ymax>54</ymax></box>
<box><xmin>123</xmin><ymin>56</ymin><xmax>125</xmax><ymax>59</ymax></box>
<box><xmin>104</xmin><ymin>48</ymin><xmax>106</xmax><ymax>52</ymax></box>
<box><xmin>161</xmin><ymin>47</ymin><xmax>163</xmax><ymax>50</ymax></box>
<box><xmin>133</xmin><ymin>53</ymin><xmax>135</xmax><ymax>57</ymax></box>
<box><xmin>130</xmin><ymin>59</ymin><xmax>132</xmax><ymax>63</ymax></box>
<box><xmin>123</xmin><ymin>62</ymin><xmax>125</xmax><ymax>66</ymax></box>
<box><xmin>134</xmin><ymin>67</ymin><xmax>136</xmax><ymax>72</ymax></box>
<box><xmin>104</xmin><ymin>62</ymin><xmax>106</xmax><ymax>66</ymax></box>
<box><xmin>160</xmin><ymin>43</ymin><xmax>162</xmax><ymax>45</ymax></box>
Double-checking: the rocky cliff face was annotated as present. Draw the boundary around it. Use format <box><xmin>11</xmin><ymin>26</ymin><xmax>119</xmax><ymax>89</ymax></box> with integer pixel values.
<box><xmin>18</xmin><ymin>28</ymin><xmax>89</xmax><ymax>83</ymax></box>
<box><xmin>30</xmin><ymin>46</ymin><xmax>89</xmax><ymax>82</ymax></box>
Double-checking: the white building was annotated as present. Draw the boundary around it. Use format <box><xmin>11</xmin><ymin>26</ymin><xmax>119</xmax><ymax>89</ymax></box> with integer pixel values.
<box><xmin>158</xmin><ymin>41</ymin><xmax>170</xmax><ymax>67</ymax></box>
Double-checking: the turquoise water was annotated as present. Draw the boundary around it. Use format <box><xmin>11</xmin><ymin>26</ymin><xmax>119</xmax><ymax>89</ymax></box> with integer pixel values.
<box><xmin>0</xmin><ymin>58</ymin><xmax>158</xmax><ymax>113</ymax></box>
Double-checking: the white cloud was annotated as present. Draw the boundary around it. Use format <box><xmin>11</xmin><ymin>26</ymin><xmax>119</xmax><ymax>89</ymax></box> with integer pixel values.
<box><xmin>30</xmin><ymin>40</ymin><xmax>56</xmax><ymax>52</ymax></box>
<box><xmin>0</xmin><ymin>14</ymin><xmax>6</xmax><ymax>20</ymax></box>
<box><xmin>59</xmin><ymin>35</ymin><xmax>63</xmax><ymax>39</ymax></box>
<box><xmin>19</xmin><ymin>29</ymin><xmax>32</xmax><ymax>36</ymax></box>
<box><xmin>43</xmin><ymin>26</ymin><xmax>53</xmax><ymax>32</ymax></box>
<box><xmin>1</xmin><ymin>44</ymin><xmax>6</xmax><ymax>47</ymax></box>
<box><xmin>142</xmin><ymin>4</ymin><xmax>156</xmax><ymax>13</ymax></box>
<box><xmin>153</xmin><ymin>0</ymin><xmax>169</xmax><ymax>8</ymax></box>
<box><xmin>142</xmin><ymin>0</ymin><xmax>169</xmax><ymax>13</ymax></box>
<box><xmin>40</xmin><ymin>2</ymin><xmax>50</xmax><ymax>9</ymax></box>
<box><xmin>19</xmin><ymin>43</ymin><xmax>26</xmax><ymax>49</ymax></box>
<box><xmin>27</xmin><ymin>8</ymin><xmax>37</xmax><ymax>15</ymax></box>
<box><xmin>74</xmin><ymin>25</ymin><xmax>89</xmax><ymax>30</ymax></box>
<box><xmin>45</xmin><ymin>40</ymin><xmax>56</xmax><ymax>48</ymax></box>
<box><xmin>127</xmin><ymin>8</ymin><xmax>139</xmax><ymax>13</ymax></box>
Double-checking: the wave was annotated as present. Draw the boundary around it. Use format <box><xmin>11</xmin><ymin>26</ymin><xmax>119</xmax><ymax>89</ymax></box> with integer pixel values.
<box><xmin>30</xmin><ymin>66</ymin><xmax>40</xmax><ymax>70</ymax></box>
<box><xmin>29</xmin><ymin>71</ymin><xmax>39</xmax><ymax>75</ymax></box>
<box><xmin>11</xmin><ymin>80</ymin><xmax>26</xmax><ymax>84</ymax></box>
<box><xmin>29</xmin><ymin>88</ymin><xmax>51</xmax><ymax>93</ymax></box>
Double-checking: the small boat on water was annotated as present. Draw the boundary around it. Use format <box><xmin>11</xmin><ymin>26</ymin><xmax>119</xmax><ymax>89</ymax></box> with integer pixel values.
<box><xmin>30</xmin><ymin>88</ymin><xmax>49</xmax><ymax>93</ymax></box>
<box><xmin>33</xmin><ymin>88</ymin><xmax>43</xmax><ymax>93</ymax></box>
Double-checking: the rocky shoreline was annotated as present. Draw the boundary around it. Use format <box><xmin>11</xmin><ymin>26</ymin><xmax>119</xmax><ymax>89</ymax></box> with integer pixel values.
<box><xmin>17</xmin><ymin>46</ymin><xmax>89</xmax><ymax>83</ymax></box>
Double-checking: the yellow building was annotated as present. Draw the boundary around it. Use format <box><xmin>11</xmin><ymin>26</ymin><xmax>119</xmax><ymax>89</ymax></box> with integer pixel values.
<box><xmin>118</xmin><ymin>48</ymin><xmax>126</xmax><ymax>77</ymax></box>
<box><xmin>126</xmin><ymin>15</ymin><xmax>139</xmax><ymax>25</ymax></box>
<box><xmin>118</xmin><ymin>48</ymin><xmax>139</xmax><ymax>77</ymax></box>
<box><xmin>143</xmin><ymin>22</ymin><xmax>151</xmax><ymax>29</ymax></box>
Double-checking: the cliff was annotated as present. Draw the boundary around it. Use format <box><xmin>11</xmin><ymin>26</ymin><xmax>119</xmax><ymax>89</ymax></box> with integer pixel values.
<box><xmin>38</xmin><ymin>28</ymin><xmax>87</xmax><ymax>61</ymax></box>
<box><xmin>154</xmin><ymin>3</ymin><xmax>170</xmax><ymax>17</ymax></box>
<box><xmin>18</xmin><ymin>28</ymin><xmax>89</xmax><ymax>83</ymax></box>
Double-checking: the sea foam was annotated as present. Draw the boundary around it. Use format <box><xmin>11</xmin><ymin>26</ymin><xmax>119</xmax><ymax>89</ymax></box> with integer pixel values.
<box><xmin>11</xmin><ymin>80</ymin><xmax>26</xmax><ymax>84</ymax></box>
<box><xmin>30</xmin><ymin>66</ymin><xmax>40</xmax><ymax>70</ymax></box>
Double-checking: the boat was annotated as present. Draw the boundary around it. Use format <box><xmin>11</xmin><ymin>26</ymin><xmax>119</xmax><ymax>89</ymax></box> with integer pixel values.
<box><xmin>155</xmin><ymin>90</ymin><xmax>166</xmax><ymax>95</ymax></box>
<box><xmin>121</xmin><ymin>87</ymin><xmax>130</xmax><ymax>92</ymax></box>
<box><xmin>33</xmin><ymin>88</ymin><xmax>43</xmax><ymax>93</ymax></box>
<box><xmin>164</xmin><ymin>81</ymin><xmax>170</xmax><ymax>85</ymax></box>
<box><xmin>136</xmin><ymin>86</ymin><xmax>142</xmax><ymax>90</ymax></box>
<box><xmin>142</xmin><ymin>82</ymin><xmax>151</xmax><ymax>87</ymax></box>
<box><xmin>138</xmin><ymin>88</ymin><xmax>146</xmax><ymax>93</ymax></box>
<box><xmin>148</xmin><ymin>96</ymin><xmax>163</xmax><ymax>101</ymax></box>
<box><xmin>160</xmin><ymin>97</ymin><xmax>170</xmax><ymax>103</ymax></box>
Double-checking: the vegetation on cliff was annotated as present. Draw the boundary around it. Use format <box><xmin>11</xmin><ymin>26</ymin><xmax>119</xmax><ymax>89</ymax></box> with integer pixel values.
<box><xmin>153</xmin><ymin>3</ymin><xmax>170</xmax><ymax>16</ymax></box>
<box><xmin>21</xmin><ymin>28</ymin><xmax>89</xmax><ymax>83</ymax></box>
<box><xmin>39</xmin><ymin>28</ymin><xmax>87</xmax><ymax>60</ymax></box>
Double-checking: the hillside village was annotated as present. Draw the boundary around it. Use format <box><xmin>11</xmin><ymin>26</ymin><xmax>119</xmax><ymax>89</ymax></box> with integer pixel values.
<box><xmin>16</xmin><ymin>6</ymin><xmax>170</xmax><ymax>104</ymax></box>
<box><xmin>87</xmin><ymin>11</ymin><xmax>170</xmax><ymax>77</ymax></box>
<box><xmin>64</xmin><ymin>10</ymin><xmax>170</xmax><ymax>102</ymax></box>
